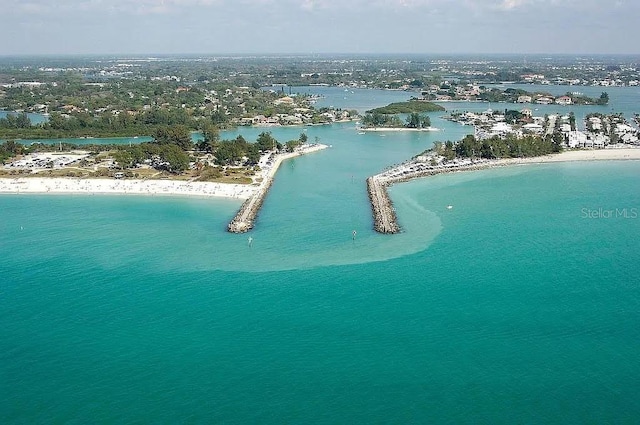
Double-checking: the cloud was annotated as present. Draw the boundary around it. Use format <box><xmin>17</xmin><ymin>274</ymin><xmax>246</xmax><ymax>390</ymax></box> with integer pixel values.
<box><xmin>1</xmin><ymin>0</ymin><xmax>639</xmax><ymax>55</ymax></box>
<box><xmin>498</xmin><ymin>0</ymin><xmax>530</xmax><ymax>10</ymax></box>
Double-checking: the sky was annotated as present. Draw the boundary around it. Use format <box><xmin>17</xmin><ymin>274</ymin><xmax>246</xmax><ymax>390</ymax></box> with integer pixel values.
<box><xmin>1</xmin><ymin>0</ymin><xmax>639</xmax><ymax>55</ymax></box>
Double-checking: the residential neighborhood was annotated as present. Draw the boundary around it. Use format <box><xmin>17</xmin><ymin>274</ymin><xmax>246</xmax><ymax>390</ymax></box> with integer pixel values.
<box><xmin>446</xmin><ymin>109</ymin><xmax>640</xmax><ymax>148</ymax></box>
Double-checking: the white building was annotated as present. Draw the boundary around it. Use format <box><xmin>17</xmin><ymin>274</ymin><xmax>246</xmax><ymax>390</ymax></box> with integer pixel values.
<box><xmin>566</xmin><ymin>131</ymin><xmax>587</xmax><ymax>148</ymax></box>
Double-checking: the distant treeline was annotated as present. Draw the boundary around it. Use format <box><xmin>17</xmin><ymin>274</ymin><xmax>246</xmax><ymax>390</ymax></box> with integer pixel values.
<box><xmin>0</xmin><ymin>108</ymin><xmax>230</xmax><ymax>139</ymax></box>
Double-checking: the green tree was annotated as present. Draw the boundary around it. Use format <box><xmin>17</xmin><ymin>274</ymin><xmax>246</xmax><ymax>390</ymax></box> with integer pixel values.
<box><xmin>443</xmin><ymin>141</ymin><xmax>456</xmax><ymax>161</ymax></box>
<box><xmin>246</xmin><ymin>144</ymin><xmax>260</xmax><ymax>165</ymax></box>
<box><xmin>153</xmin><ymin>125</ymin><xmax>192</xmax><ymax>151</ymax></box>
<box><xmin>285</xmin><ymin>139</ymin><xmax>301</xmax><ymax>152</ymax></box>
<box><xmin>198</xmin><ymin>124</ymin><xmax>219</xmax><ymax>152</ymax></box>
<box><xmin>597</xmin><ymin>92</ymin><xmax>609</xmax><ymax>105</ymax></box>
<box><xmin>406</xmin><ymin>113</ymin><xmax>421</xmax><ymax>128</ymax></box>
<box><xmin>0</xmin><ymin>140</ymin><xmax>21</xmax><ymax>163</ymax></box>
<box><xmin>256</xmin><ymin>132</ymin><xmax>277</xmax><ymax>152</ymax></box>
<box><xmin>455</xmin><ymin>135</ymin><xmax>480</xmax><ymax>158</ymax></box>
<box><xmin>569</xmin><ymin>112</ymin><xmax>576</xmax><ymax>131</ymax></box>
<box><xmin>159</xmin><ymin>144</ymin><xmax>190</xmax><ymax>173</ymax></box>
<box><xmin>112</xmin><ymin>149</ymin><xmax>134</xmax><ymax>169</ymax></box>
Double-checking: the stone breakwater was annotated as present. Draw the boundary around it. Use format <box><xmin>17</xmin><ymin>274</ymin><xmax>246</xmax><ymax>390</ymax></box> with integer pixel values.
<box><xmin>227</xmin><ymin>176</ymin><xmax>274</xmax><ymax>233</ymax></box>
<box><xmin>227</xmin><ymin>144</ymin><xmax>328</xmax><ymax>233</ymax></box>
<box><xmin>366</xmin><ymin>176</ymin><xmax>400</xmax><ymax>234</ymax></box>
<box><xmin>367</xmin><ymin>159</ymin><xmax>508</xmax><ymax>234</ymax></box>
<box><xmin>368</xmin><ymin>148</ymin><xmax>640</xmax><ymax>234</ymax></box>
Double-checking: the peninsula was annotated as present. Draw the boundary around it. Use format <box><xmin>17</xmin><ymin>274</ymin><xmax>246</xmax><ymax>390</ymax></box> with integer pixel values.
<box><xmin>367</xmin><ymin>137</ymin><xmax>640</xmax><ymax>234</ymax></box>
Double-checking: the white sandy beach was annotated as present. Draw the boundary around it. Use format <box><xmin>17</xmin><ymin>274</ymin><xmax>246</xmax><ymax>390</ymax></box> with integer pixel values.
<box><xmin>260</xmin><ymin>143</ymin><xmax>327</xmax><ymax>180</ymax></box>
<box><xmin>0</xmin><ymin>143</ymin><xmax>329</xmax><ymax>199</ymax></box>
<box><xmin>513</xmin><ymin>147</ymin><xmax>640</xmax><ymax>164</ymax></box>
<box><xmin>0</xmin><ymin>177</ymin><xmax>259</xmax><ymax>199</ymax></box>
<box><xmin>376</xmin><ymin>147</ymin><xmax>640</xmax><ymax>184</ymax></box>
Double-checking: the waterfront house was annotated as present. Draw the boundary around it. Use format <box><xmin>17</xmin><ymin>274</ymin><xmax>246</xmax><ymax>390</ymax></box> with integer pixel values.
<box><xmin>517</xmin><ymin>95</ymin><xmax>533</xmax><ymax>103</ymax></box>
<box><xmin>273</xmin><ymin>96</ymin><xmax>295</xmax><ymax>106</ymax></box>
<box><xmin>588</xmin><ymin>117</ymin><xmax>603</xmax><ymax>131</ymax></box>
<box><xmin>591</xmin><ymin>134</ymin><xmax>608</xmax><ymax>148</ymax></box>
<box><xmin>555</xmin><ymin>96</ymin><xmax>573</xmax><ymax>105</ymax></box>
<box><xmin>621</xmin><ymin>133</ymin><xmax>639</xmax><ymax>145</ymax></box>
<box><xmin>535</xmin><ymin>96</ymin><xmax>553</xmax><ymax>105</ymax></box>
<box><xmin>489</xmin><ymin>122</ymin><xmax>513</xmax><ymax>137</ymax></box>
<box><xmin>435</xmin><ymin>94</ymin><xmax>452</xmax><ymax>101</ymax></box>
<box><xmin>522</xmin><ymin>123</ymin><xmax>544</xmax><ymax>134</ymax></box>
<box><xmin>567</xmin><ymin>131</ymin><xmax>587</xmax><ymax>148</ymax></box>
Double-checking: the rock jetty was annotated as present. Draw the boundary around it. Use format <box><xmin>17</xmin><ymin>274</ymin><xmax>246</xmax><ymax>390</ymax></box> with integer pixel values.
<box><xmin>227</xmin><ymin>178</ymin><xmax>274</xmax><ymax>233</ymax></box>
<box><xmin>227</xmin><ymin>143</ymin><xmax>328</xmax><ymax>233</ymax></box>
<box><xmin>367</xmin><ymin>147</ymin><xmax>640</xmax><ymax>234</ymax></box>
<box><xmin>366</xmin><ymin>176</ymin><xmax>400</xmax><ymax>234</ymax></box>
<box><xmin>366</xmin><ymin>157</ymin><xmax>506</xmax><ymax>234</ymax></box>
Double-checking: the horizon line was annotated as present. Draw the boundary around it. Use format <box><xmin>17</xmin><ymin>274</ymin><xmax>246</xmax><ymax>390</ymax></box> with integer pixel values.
<box><xmin>1</xmin><ymin>52</ymin><xmax>640</xmax><ymax>59</ymax></box>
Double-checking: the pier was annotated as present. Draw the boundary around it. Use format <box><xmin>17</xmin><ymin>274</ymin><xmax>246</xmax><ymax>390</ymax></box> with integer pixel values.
<box><xmin>227</xmin><ymin>144</ymin><xmax>328</xmax><ymax>233</ymax></box>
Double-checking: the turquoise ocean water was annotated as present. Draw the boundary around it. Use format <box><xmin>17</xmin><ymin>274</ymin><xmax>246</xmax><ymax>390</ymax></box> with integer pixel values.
<box><xmin>2</xmin><ymin>87</ymin><xmax>640</xmax><ymax>423</ymax></box>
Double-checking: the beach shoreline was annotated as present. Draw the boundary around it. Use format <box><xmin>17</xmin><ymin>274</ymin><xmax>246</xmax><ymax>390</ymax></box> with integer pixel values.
<box><xmin>0</xmin><ymin>177</ymin><xmax>259</xmax><ymax>199</ymax></box>
<box><xmin>368</xmin><ymin>147</ymin><xmax>640</xmax><ymax>234</ymax></box>
<box><xmin>505</xmin><ymin>147</ymin><xmax>640</xmax><ymax>164</ymax></box>
<box><xmin>380</xmin><ymin>148</ymin><xmax>640</xmax><ymax>184</ymax></box>
<box><xmin>0</xmin><ymin>144</ymin><xmax>329</xmax><ymax>200</ymax></box>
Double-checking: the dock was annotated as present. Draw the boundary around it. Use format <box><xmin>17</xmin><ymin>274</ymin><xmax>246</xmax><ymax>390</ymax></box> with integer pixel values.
<box><xmin>227</xmin><ymin>144</ymin><xmax>328</xmax><ymax>233</ymax></box>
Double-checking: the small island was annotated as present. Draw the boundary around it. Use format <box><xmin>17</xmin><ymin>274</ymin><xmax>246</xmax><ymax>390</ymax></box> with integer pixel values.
<box><xmin>366</xmin><ymin>100</ymin><xmax>445</xmax><ymax>114</ymax></box>
<box><xmin>359</xmin><ymin>100</ymin><xmax>443</xmax><ymax>131</ymax></box>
